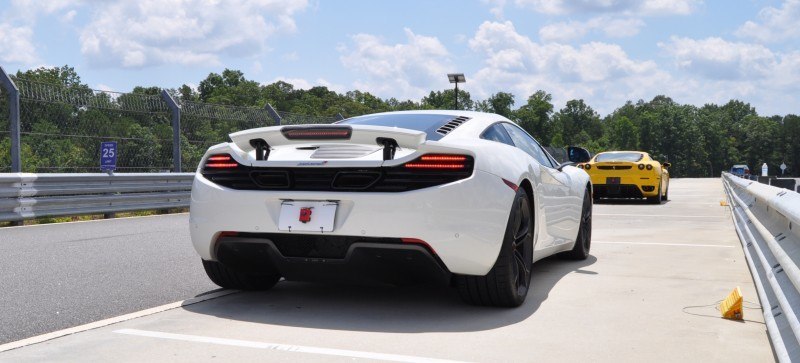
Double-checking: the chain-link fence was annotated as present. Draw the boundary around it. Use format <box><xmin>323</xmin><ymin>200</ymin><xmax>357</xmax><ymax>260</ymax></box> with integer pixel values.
<box><xmin>15</xmin><ymin>78</ymin><xmax>174</xmax><ymax>172</ymax></box>
<box><xmin>0</xmin><ymin>68</ymin><xmax>334</xmax><ymax>173</ymax></box>
<box><xmin>276</xmin><ymin>110</ymin><xmax>342</xmax><ymax>125</ymax></box>
<box><xmin>179</xmin><ymin>100</ymin><xmax>273</xmax><ymax>171</ymax></box>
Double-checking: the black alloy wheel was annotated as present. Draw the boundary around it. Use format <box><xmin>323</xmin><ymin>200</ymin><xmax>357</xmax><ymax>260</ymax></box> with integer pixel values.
<box><xmin>561</xmin><ymin>188</ymin><xmax>592</xmax><ymax>260</ymax></box>
<box><xmin>455</xmin><ymin>187</ymin><xmax>533</xmax><ymax>307</ymax></box>
<box><xmin>510</xmin><ymin>193</ymin><xmax>533</xmax><ymax>297</ymax></box>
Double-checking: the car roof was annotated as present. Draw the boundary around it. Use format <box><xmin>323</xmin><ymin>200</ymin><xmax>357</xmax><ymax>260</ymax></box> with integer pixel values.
<box><xmin>343</xmin><ymin>110</ymin><xmax>513</xmax><ymax>140</ymax></box>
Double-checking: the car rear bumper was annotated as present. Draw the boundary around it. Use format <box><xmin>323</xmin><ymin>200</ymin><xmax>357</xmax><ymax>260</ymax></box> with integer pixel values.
<box><xmin>214</xmin><ymin>235</ymin><xmax>451</xmax><ymax>285</ymax></box>
<box><xmin>189</xmin><ymin>169</ymin><xmax>514</xmax><ymax>276</ymax></box>
<box><xmin>593</xmin><ymin>184</ymin><xmax>647</xmax><ymax>198</ymax></box>
<box><xmin>589</xmin><ymin>175</ymin><xmax>660</xmax><ymax>198</ymax></box>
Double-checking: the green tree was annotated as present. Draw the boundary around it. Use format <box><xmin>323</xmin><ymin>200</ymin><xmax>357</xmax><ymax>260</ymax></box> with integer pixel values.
<box><xmin>421</xmin><ymin>89</ymin><xmax>474</xmax><ymax>110</ymax></box>
<box><xmin>514</xmin><ymin>90</ymin><xmax>554</xmax><ymax>144</ymax></box>
<box><xmin>551</xmin><ymin>99</ymin><xmax>602</xmax><ymax>147</ymax></box>
<box><xmin>476</xmin><ymin>92</ymin><xmax>515</xmax><ymax>118</ymax></box>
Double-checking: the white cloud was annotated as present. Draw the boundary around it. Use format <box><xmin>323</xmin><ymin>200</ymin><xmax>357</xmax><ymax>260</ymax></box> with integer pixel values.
<box><xmin>539</xmin><ymin>16</ymin><xmax>644</xmax><ymax>42</ymax></box>
<box><xmin>516</xmin><ymin>0</ymin><xmax>699</xmax><ymax>15</ymax></box>
<box><xmin>0</xmin><ymin>23</ymin><xmax>39</xmax><ymax>65</ymax></box>
<box><xmin>469</xmin><ymin>21</ymin><xmax>667</xmax><ymax>114</ymax></box>
<box><xmin>78</xmin><ymin>0</ymin><xmax>309</xmax><ymax>68</ymax></box>
<box><xmin>660</xmin><ymin>37</ymin><xmax>778</xmax><ymax>80</ymax></box>
<box><xmin>8</xmin><ymin>0</ymin><xmax>81</xmax><ymax>20</ymax></box>
<box><xmin>283</xmin><ymin>52</ymin><xmax>299</xmax><ymax>61</ymax></box>
<box><xmin>659</xmin><ymin>36</ymin><xmax>800</xmax><ymax>115</ymax></box>
<box><xmin>736</xmin><ymin>0</ymin><xmax>800</xmax><ymax>43</ymax></box>
<box><xmin>339</xmin><ymin>28</ymin><xmax>452</xmax><ymax>100</ymax></box>
<box><xmin>482</xmin><ymin>0</ymin><xmax>508</xmax><ymax>19</ymax></box>
<box><xmin>0</xmin><ymin>0</ymin><xmax>84</xmax><ymax>65</ymax></box>
<box><xmin>61</xmin><ymin>10</ymin><xmax>77</xmax><ymax>23</ymax></box>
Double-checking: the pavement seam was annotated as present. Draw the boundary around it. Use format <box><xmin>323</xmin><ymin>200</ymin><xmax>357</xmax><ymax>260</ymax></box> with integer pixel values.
<box><xmin>0</xmin><ymin>289</ymin><xmax>238</xmax><ymax>353</ymax></box>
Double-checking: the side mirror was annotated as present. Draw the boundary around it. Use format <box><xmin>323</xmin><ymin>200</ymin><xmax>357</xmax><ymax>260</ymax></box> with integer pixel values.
<box><xmin>568</xmin><ymin>146</ymin><xmax>591</xmax><ymax>163</ymax></box>
<box><xmin>662</xmin><ymin>162</ymin><xmax>671</xmax><ymax>168</ymax></box>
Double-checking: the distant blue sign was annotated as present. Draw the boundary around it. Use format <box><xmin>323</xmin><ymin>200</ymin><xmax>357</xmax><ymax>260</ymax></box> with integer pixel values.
<box><xmin>100</xmin><ymin>141</ymin><xmax>117</xmax><ymax>171</ymax></box>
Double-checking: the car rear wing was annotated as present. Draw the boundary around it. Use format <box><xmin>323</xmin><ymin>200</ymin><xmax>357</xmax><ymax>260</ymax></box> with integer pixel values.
<box><xmin>229</xmin><ymin>124</ymin><xmax>427</xmax><ymax>160</ymax></box>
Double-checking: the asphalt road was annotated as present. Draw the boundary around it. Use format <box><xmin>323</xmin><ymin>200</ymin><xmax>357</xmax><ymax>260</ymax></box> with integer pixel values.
<box><xmin>0</xmin><ymin>214</ymin><xmax>218</xmax><ymax>344</ymax></box>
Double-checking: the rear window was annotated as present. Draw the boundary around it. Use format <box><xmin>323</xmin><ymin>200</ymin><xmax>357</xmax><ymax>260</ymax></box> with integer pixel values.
<box><xmin>338</xmin><ymin>113</ymin><xmax>459</xmax><ymax>141</ymax></box>
<box><xmin>595</xmin><ymin>152</ymin><xmax>643</xmax><ymax>162</ymax></box>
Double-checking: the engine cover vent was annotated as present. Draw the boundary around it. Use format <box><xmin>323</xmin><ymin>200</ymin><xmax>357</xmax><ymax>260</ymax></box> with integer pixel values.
<box><xmin>436</xmin><ymin>116</ymin><xmax>471</xmax><ymax>136</ymax></box>
<box><xmin>309</xmin><ymin>144</ymin><xmax>381</xmax><ymax>159</ymax></box>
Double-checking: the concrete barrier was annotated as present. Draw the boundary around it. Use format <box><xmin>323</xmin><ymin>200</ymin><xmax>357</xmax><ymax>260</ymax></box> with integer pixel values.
<box><xmin>723</xmin><ymin>173</ymin><xmax>800</xmax><ymax>362</ymax></box>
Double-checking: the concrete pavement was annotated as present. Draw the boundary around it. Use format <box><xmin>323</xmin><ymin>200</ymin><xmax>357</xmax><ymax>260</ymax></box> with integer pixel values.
<box><xmin>0</xmin><ymin>179</ymin><xmax>774</xmax><ymax>362</ymax></box>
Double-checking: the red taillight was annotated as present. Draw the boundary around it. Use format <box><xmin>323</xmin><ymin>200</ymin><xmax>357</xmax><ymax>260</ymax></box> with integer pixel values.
<box><xmin>204</xmin><ymin>154</ymin><xmax>239</xmax><ymax>169</ymax></box>
<box><xmin>404</xmin><ymin>154</ymin><xmax>469</xmax><ymax>170</ymax></box>
<box><xmin>217</xmin><ymin>231</ymin><xmax>239</xmax><ymax>240</ymax></box>
<box><xmin>502</xmin><ymin>178</ymin><xmax>519</xmax><ymax>191</ymax></box>
<box><xmin>420</xmin><ymin>155</ymin><xmax>466</xmax><ymax>162</ymax></box>
<box><xmin>401</xmin><ymin>238</ymin><xmax>437</xmax><ymax>255</ymax></box>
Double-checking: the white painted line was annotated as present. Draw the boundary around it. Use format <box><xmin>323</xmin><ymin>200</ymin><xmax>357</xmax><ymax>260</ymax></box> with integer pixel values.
<box><xmin>594</xmin><ymin>213</ymin><xmax>721</xmax><ymax>218</ymax></box>
<box><xmin>0</xmin><ymin>212</ymin><xmax>189</xmax><ymax>230</ymax></box>
<box><xmin>0</xmin><ymin>290</ymin><xmax>237</xmax><ymax>353</ymax></box>
<box><xmin>595</xmin><ymin>241</ymin><xmax>734</xmax><ymax>248</ymax></box>
<box><xmin>114</xmin><ymin>329</ymin><xmax>468</xmax><ymax>363</ymax></box>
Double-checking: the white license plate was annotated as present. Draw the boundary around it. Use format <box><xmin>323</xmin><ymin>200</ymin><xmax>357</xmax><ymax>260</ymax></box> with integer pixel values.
<box><xmin>278</xmin><ymin>201</ymin><xmax>338</xmax><ymax>232</ymax></box>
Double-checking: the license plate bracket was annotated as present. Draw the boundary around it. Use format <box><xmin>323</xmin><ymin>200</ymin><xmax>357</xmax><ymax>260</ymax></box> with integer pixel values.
<box><xmin>278</xmin><ymin>201</ymin><xmax>338</xmax><ymax>232</ymax></box>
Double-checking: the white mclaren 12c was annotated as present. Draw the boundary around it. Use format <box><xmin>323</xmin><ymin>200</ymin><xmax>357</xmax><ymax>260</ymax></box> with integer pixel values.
<box><xmin>190</xmin><ymin>110</ymin><xmax>593</xmax><ymax>307</ymax></box>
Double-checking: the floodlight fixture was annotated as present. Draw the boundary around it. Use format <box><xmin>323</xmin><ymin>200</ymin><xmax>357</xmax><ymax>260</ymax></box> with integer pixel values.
<box><xmin>447</xmin><ymin>73</ymin><xmax>466</xmax><ymax>109</ymax></box>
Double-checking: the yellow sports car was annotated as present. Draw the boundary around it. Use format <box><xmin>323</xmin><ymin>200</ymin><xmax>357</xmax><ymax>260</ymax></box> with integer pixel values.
<box><xmin>578</xmin><ymin>151</ymin><xmax>670</xmax><ymax>204</ymax></box>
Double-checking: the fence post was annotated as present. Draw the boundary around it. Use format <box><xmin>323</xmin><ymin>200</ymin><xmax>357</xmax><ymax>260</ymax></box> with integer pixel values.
<box><xmin>265</xmin><ymin>103</ymin><xmax>282</xmax><ymax>126</ymax></box>
<box><xmin>161</xmin><ymin>90</ymin><xmax>182</xmax><ymax>173</ymax></box>
<box><xmin>0</xmin><ymin>66</ymin><xmax>21</xmax><ymax>172</ymax></box>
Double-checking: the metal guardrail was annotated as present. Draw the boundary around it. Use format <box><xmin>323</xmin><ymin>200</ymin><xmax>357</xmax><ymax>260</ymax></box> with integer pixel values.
<box><xmin>0</xmin><ymin>173</ymin><xmax>194</xmax><ymax>222</ymax></box>
<box><xmin>722</xmin><ymin>172</ymin><xmax>800</xmax><ymax>362</ymax></box>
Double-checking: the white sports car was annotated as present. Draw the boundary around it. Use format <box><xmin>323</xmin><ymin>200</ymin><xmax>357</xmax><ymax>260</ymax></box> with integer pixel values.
<box><xmin>190</xmin><ymin>110</ymin><xmax>593</xmax><ymax>307</ymax></box>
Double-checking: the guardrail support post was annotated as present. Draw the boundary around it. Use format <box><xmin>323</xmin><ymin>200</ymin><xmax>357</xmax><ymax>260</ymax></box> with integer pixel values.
<box><xmin>0</xmin><ymin>65</ymin><xmax>21</xmax><ymax>172</ymax></box>
<box><xmin>265</xmin><ymin>103</ymin><xmax>282</xmax><ymax>126</ymax></box>
<box><xmin>161</xmin><ymin>90</ymin><xmax>182</xmax><ymax>173</ymax></box>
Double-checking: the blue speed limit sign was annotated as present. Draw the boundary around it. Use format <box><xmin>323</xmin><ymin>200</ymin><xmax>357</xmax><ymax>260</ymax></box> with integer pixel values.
<box><xmin>100</xmin><ymin>141</ymin><xmax>117</xmax><ymax>171</ymax></box>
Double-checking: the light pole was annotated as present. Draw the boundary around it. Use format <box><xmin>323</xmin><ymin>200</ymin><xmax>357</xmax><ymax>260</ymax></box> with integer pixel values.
<box><xmin>447</xmin><ymin>73</ymin><xmax>465</xmax><ymax>110</ymax></box>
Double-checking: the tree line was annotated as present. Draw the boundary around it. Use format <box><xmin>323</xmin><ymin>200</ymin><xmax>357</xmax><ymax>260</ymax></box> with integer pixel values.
<box><xmin>1</xmin><ymin>66</ymin><xmax>798</xmax><ymax>177</ymax></box>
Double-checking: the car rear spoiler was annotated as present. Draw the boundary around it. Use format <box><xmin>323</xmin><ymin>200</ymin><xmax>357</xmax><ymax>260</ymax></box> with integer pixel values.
<box><xmin>230</xmin><ymin>124</ymin><xmax>427</xmax><ymax>155</ymax></box>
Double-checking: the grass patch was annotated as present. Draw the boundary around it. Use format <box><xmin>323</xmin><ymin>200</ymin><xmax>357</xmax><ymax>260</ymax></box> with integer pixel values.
<box><xmin>0</xmin><ymin>208</ymin><xmax>189</xmax><ymax>228</ymax></box>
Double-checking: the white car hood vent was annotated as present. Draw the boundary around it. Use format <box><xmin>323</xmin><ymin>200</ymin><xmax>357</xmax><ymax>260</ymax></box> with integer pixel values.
<box><xmin>436</xmin><ymin>116</ymin><xmax>471</xmax><ymax>136</ymax></box>
<box><xmin>309</xmin><ymin>144</ymin><xmax>381</xmax><ymax>159</ymax></box>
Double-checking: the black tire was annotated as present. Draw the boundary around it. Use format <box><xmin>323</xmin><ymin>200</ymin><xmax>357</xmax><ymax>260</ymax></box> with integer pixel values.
<box><xmin>202</xmin><ymin>259</ymin><xmax>280</xmax><ymax>291</ymax></box>
<box><xmin>647</xmin><ymin>180</ymin><xmax>663</xmax><ymax>204</ymax></box>
<box><xmin>661</xmin><ymin>183</ymin><xmax>669</xmax><ymax>201</ymax></box>
<box><xmin>560</xmin><ymin>188</ymin><xmax>592</xmax><ymax>260</ymax></box>
<box><xmin>455</xmin><ymin>188</ymin><xmax>533</xmax><ymax>307</ymax></box>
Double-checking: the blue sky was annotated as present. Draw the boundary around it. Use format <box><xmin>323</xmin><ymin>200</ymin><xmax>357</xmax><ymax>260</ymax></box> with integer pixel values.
<box><xmin>1</xmin><ymin>0</ymin><xmax>798</xmax><ymax>116</ymax></box>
